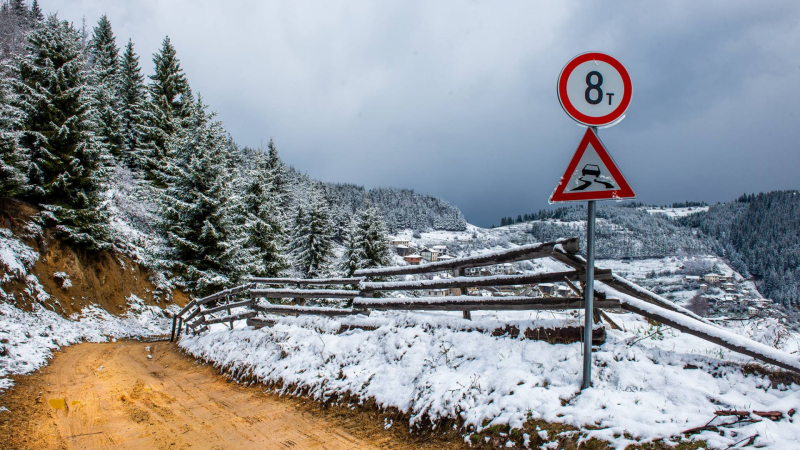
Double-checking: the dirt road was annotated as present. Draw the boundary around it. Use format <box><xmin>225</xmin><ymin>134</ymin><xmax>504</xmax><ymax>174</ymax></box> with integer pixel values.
<box><xmin>0</xmin><ymin>341</ymin><xmax>465</xmax><ymax>450</ymax></box>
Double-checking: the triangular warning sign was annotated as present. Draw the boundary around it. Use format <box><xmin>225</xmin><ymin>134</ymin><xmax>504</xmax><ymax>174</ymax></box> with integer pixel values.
<box><xmin>549</xmin><ymin>128</ymin><xmax>635</xmax><ymax>203</ymax></box>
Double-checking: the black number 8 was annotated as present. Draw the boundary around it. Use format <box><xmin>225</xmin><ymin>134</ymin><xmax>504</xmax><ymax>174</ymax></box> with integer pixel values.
<box><xmin>585</xmin><ymin>71</ymin><xmax>603</xmax><ymax>105</ymax></box>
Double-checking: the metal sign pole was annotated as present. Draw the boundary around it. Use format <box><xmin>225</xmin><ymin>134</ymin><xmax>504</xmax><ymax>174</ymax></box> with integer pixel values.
<box><xmin>582</xmin><ymin>127</ymin><xmax>598</xmax><ymax>390</ymax></box>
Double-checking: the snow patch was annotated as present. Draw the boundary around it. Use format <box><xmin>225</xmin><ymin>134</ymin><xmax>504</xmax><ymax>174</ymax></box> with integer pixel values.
<box><xmin>0</xmin><ymin>228</ymin><xmax>38</xmax><ymax>284</ymax></box>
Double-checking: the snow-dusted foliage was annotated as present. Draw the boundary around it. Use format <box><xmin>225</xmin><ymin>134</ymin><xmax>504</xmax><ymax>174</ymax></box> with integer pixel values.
<box><xmin>0</xmin><ymin>0</ymin><xmax>41</xmax><ymax>68</ymax></box>
<box><xmin>340</xmin><ymin>206</ymin><xmax>393</xmax><ymax>277</ymax></box>
<box><xmin>239</xmin><ymin>144</ymin><xmax>288</xmax><ymax>277</ymax></box>
<box><xmin>7</xmin><ymin>14</ymin><xmax>112</xmax><ymax>249</ymax></box>
<box><xmin>680</xmin><ymin>191</ymin><xmax>800</xmax><ymax>305</ymax></box>
<box><xmin>525</xmin><ymin>204</ymin><xmax>706</xmax><ymax>260</ymax></box>
<box><xmin>87</xmin><ymin>14</ymin><xmax>124</xmax><ymax>162</ymax></box>
<box><xmin>290</xmin><ymin>188</ymin><xmax>335</xmax><ymax>278</ymax></box>
<box><xmin>321</xmin><ymin>181</ymin><xmax>467</xmax><ymax>233</ymax></box>
<box><xmin>118</xmin><ymin>39</ymin><xmax>147</xmax><ymax>169</ymax></box>
<box><xmin>158</xmin><ymin>99</ymin><xmax>257</xmax><ymax>296</ymax></box>
<box><xmin>0</xmin><ymin>79</ymin><xmax>28</xmax><ymax>199</ymax></box>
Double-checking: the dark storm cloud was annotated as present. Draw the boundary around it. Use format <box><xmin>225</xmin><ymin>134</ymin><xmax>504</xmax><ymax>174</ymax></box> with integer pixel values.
<box><xmin>45</xmin><ymin>1</ymin><xmax>800</xmax><ymax>226</ymax></box>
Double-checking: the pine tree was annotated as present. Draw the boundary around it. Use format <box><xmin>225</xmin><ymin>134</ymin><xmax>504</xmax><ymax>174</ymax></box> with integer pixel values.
<box><xmin>0</xmin><ymin>0</ymin><xmax>35</xmax><ymax>65</ymax></box>
<box><xmin>0</xmin><ymin>84</ymin><xmax>28</xmax><ymax>198</ymax></box>
<box><xmin>265</xmin><ymin>138</ymin><xmax>292</xmax><ymax>214</ymax></box>
<box><xmin>241</xmin><ymin>148</ymin><xmax>288</xmax><ymax>277</ymax></box>
<box><xmin>140</xmin><ymin>36</ymin><xmax>189</xmax><ymax>180</ymax></box>
<box><xmin>87</xmin><ymin>14</ymin><xmax>123</xmax><ymax>160</ymax></box>
<box><xmin>118</xmin><ymin>39</ymin><xmax>146</xmax><ymax>169</ymax></box>
<box><xmin>9</xmin><ymin>14</ymin><xmax>110</xmax><ymax>249</ymax></box>
<box><xmin>340</xmin><ymin>205</ymin><xmax>392</xmax><ymax>277</ymax></box>
<box><xmin>158</xmin><ymin>98</ymin><xmax>257</xmax><ymax>295</ymax></box>
<box><xmin>340</xmin><ymin>217</ymin><xmax>362</xmax><ymax>278</ymax></box>
<box><xmin>29</xmin><ymin>0</ymin><xmax>43</xmax><ymax>22</ymax></box>
<box><xmin>290</xmin><ymin>189</ymin><xmax>335</xmax><ymax>278</ymax></box>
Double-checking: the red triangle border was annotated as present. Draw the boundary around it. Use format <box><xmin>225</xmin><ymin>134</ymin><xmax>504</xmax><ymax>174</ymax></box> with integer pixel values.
<box><xmin>549</xmin><ymin>128</ymin><xmax>635</xmax><ymax>203</ymax></box>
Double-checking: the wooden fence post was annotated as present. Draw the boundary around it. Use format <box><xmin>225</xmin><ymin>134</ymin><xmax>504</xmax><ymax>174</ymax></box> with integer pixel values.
<box><xmin>226</xmin><ymin>295</ymin><xmax>234</xmax><ymax>329</ymax></box>
<box><xmin>175</xmin><ymin>317</ymin><xmax>183</xmax><ymax>340</ymax></box>
<box><xmin>170</xmin><ymin>314</ymin><xmax>177</xmax><ymax>342</ymax></box>
<box><xmin>454</xmin><ymin>268</ymin><xmax>471</xmax><ymax>320</ymax></box>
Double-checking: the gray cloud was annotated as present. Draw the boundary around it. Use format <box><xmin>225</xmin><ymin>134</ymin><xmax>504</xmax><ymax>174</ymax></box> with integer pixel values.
<box><xmin>44</xmin><ymin>0</ymin><xmax>800</xmax><ymax>226</ymax></box>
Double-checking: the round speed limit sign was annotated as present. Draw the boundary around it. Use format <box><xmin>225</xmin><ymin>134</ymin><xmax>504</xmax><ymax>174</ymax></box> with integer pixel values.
<box><xmin>557</xmin><ymin>52</ymin><xmax>632</xmax><ymax>127</ymax></box>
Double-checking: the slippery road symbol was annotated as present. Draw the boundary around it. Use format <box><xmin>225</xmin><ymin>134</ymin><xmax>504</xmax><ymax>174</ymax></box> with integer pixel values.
<box><xmin>571</xmin><ymin>164</ymin><xmax>615</xmax><ymax>191</ymax></box>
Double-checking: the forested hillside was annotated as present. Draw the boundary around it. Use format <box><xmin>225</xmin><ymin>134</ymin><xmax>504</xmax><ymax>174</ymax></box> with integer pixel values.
<box><xmin>498</xmin><ymin>193</ymin><xmax>800</xmax><ymax>306</ymax></box>
<box><xmin>319</xmin><ymin>181</ymin><xmax>466</xmax><ymax>234</ymax></box>
<box><xmin>679</xmin><ymin>191</ymin><xmax>800</xmax><ymax>305</ymax></box>
<box><xmin>0</xmin><ymin>3</ymin><xmax>416</xmax><ymax>298</ymax></box>
<box><xmin>525</xmin><ymin>204</ymin><xmax>707</xmax><ymax>259</ymax></box>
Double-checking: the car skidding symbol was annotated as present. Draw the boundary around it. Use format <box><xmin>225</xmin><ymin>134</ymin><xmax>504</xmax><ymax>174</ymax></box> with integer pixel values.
<box><xmin>571</xmin><ymin>164</ymin><xmax>615</xmax><ymax>191</ymax></box>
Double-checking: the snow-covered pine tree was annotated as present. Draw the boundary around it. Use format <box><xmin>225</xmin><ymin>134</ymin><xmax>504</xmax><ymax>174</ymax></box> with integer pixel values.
<box><xmin>340</xmin><ymin>205</ymin><xmax>392</xmax><ymax>277</ymax></box>
<box><xmin>29</xmin><ymin>0</ymin><xmax>43</xmax><ymax>22</ymax></box>
<box><xmin>0</xmin><ymin>76</ymin><xmax>29</xmax><ymax>199</ymax></box>
<box><xmin>265</xmin><ymin>138</ymin><xmax>292</xmax><ymax>214</ymax></box>
<box><xmin>290</xmin><ymin>188</ymin><xmax>335</xmax><ymax>278</ymax></box>
<box><xmin>141</xmin><ymin>36</ymin><xmax>189</xmax><ymax>181</ymax></box>
<box><xmin>118</xmin><ymin>39</ymin><xmax>147</xmax><ymax>170</ymax></box>
<box><xmin>9</xmin><ymin>14</ymin><xmax>110</xmax><ymax>249</ymax></box>
<box><xmin>339</xmin><ymin>217</ymin><xmax>363</xmax><ymax>278</ymax></box>
<box><xmin>0</xmin><ymin>0</ymin><xmax>36</xmax><ymax>66</ymax></box>
<box><xmin>87</xmin><ymin>14</ymin><xmax>124</xmax><ymax>161</ymax></box>
<box><xmin>158</xmin><ymin>96</ymin><xmax>258</xmax><ymax>296</ymax></box>
<box><xmin>241</xmin><ymin>148</ymin><xmax>288</xmax><ymax>277</ymax></box>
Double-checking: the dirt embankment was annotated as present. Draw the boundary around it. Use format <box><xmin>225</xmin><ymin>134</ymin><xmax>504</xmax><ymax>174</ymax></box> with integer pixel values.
<box><xmin>1</xmin><ymin>199</ymin><xmax>189</xmax><ymax>316</ymax></box>
<box><xmin>0</xmin><ymin>340</ymin><xmax>467</xmax><ymax>450</ymax></box>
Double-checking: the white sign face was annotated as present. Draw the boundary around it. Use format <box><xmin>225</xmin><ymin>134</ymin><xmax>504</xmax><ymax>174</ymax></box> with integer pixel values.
<box><xmin>557</xmin><ymin>52</ymin><xmax>632</xmax><ymax>127</ymax></box>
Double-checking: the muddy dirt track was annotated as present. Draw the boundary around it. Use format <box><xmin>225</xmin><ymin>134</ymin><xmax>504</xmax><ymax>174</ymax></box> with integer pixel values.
<box><xmin>0</xmin><ymin>340</ymin><xmax>466</xmax><ymax>450</ymax></box>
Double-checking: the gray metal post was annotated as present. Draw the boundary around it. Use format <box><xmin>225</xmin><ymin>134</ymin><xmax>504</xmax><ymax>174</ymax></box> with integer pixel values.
<box><xmin>582</xmin><ymin>199</ymin><xmax>596</xmax><ymax>389</ymax></box>
<box><xmin>582</xmin><ymin>126</ymin><xmax>599</xmax><ymax>390</ymax></box>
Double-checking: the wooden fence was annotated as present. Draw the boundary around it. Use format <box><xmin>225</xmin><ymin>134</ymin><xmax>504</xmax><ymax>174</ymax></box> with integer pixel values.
<box><xmin>170</xmin><ymin>237</ymin><xmax>800</xmax><ymax>374</ymax></box>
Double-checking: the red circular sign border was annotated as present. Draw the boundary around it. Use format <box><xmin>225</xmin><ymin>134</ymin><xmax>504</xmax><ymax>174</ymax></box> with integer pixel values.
<box><xmin>557</xmin><ymin>52</ymin><xmax>632</xmax><ymax>127</ymax></box>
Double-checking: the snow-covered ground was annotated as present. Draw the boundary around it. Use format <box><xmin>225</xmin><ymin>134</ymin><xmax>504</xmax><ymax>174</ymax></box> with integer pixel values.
<box><xmin>644</xmin><ymin>206</ymin><xmax>709</xmax><ymax>218</ymax></box>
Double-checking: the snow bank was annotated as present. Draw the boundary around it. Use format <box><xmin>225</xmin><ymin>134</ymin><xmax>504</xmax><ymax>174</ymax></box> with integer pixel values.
<box><xmin>180</xmin><ymin>311</ymin><xmax>800</xmax><ymax>449</ymax></box>
<box><xmin>0</xmin><ymin>296</ymin><xmax>174</xmax><ymax>392</ymax></box>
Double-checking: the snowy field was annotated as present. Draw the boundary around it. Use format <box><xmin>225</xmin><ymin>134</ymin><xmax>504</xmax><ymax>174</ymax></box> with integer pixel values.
<box><xmin>644</xmin><ymin>206</ymin><xmax>709</xmax><ymax>218</ymax></box>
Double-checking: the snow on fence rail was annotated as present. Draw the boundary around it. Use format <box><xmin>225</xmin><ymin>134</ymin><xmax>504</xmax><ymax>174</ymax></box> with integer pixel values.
<box><xmin>352</xmin><ymin>295</ymin><xmax>621</xmax><ymax>311</ymax></box>
<box><xmin>170</xmin><ymin>237</ymin><xmax>800</xmax><ymax>374</ymax></box>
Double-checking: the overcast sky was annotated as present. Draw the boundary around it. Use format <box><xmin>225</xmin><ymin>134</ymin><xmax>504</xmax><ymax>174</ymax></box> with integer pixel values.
<box><xmin>43</xmin><ymin>0</ymin><xmax>800</xmax><ymax>226</ymax></box>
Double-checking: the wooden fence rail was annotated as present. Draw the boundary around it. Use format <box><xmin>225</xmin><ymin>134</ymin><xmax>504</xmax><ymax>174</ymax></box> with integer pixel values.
<box><xmin>169</xmin><ymin>236</ymin><xmax>800</xmax><ymax>374</ymax></box>
<box><xmin>352</xmin><ymin>296</ymin><xmax>621</xmax><ymax>311</ymax></box>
